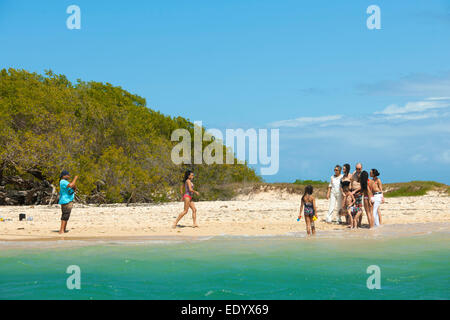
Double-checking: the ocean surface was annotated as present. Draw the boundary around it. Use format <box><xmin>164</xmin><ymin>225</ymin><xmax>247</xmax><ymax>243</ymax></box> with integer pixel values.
<box><xmin>0</xmin><ymin>225</ymin><xmax>449</xmax><ymax>300</ymax></box>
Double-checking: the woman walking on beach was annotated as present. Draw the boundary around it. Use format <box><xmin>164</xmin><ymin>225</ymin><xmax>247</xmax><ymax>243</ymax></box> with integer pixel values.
<box><xmin>370</xmin><ymin>169</ymin><xmax>383</xmax><ymax>227</ymax></box>
<box><xmin>173</xmin><ymin>170</ymin><xmax>199</xmax><ymax>229</ymax></box>
<box><xmin>298</xmin><ymin>185</ymin><xmax>318</xmax><ymax>236</ymax></box>
<box><xmin>58</xmin><ymin>170</ymin><xmax>78</xmax><ymax>234</ymax></box>
<box><xmin>360</xmin><ymin>170</ymin><xmax>374</xmax><ymax>228</ymax></box>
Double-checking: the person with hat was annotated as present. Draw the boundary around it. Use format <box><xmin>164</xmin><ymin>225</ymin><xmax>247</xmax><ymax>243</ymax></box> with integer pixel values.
<box><xmin>58</xmin><ymin>170</ymin><xmax>78</xmax><ymax>234</ymax></box>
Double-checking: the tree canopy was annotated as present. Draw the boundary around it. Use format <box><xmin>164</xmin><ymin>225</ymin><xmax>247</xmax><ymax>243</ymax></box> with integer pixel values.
<box><xmin>0</xmin><ymin>68</ymin><xmax>261</xmax><ymax>204</ymax></box>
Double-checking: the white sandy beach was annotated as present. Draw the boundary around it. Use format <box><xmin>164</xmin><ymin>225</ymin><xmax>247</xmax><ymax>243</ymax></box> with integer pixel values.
<box><xmin>0</xmin><ymin>191</ymin><xmax>449</xmax><ymax>241</ymax></box>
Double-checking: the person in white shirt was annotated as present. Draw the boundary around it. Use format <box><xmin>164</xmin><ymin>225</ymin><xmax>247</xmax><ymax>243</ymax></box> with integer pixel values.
<box><xmin>326</xmin><ymin>165</ymin><xmax>343</xmax><ymax>223</ymax></box>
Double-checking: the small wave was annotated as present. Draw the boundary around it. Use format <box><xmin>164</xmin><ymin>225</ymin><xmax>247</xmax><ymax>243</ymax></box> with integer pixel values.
<box><xmin>204</xmin><ymin>289</ymin><xmax>247</xmax><ymax>297</ymax></box>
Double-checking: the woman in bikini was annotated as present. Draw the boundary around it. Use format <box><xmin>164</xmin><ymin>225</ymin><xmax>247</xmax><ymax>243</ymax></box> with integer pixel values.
<box><xmin>341</xmin><ymin>163</ymin><xmax>353</xmax><ymax>187</ymax></box>
<box><xmin>360</xmin><ymin>170</ymin><xmax>374</xmax><ymax>228</ymax></box>
<box><xmin>370</xmin><ymin>169</ymin><xmax>383</xmax><ymax>227</ymax></box>
<box><xmin>298</xmin><ymin>185</ymin><xmax>318</xmax><ymax>236</ymax></box>
<box><xmin>172</xmin><ymin>170</ymin><xmax>199</xmax><ymax>229</ymax></box>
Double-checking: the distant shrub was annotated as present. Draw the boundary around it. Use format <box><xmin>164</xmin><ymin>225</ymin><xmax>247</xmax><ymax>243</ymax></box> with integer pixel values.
<box><xmin>293</xmin><ymin>179</ymin><xmax>328</xmax><ymax>186</ymax></box>
<box><xmin>384</xmin><ymin>181</ymin><xmax>449</xmax><ymax>198</ymax></box>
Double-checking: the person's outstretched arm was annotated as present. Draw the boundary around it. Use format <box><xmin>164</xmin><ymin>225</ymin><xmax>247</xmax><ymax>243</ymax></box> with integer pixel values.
<box><xmin>68</xmin><ymin>176</ymin><xmax>78</xmax><ymax>190</ymax></box>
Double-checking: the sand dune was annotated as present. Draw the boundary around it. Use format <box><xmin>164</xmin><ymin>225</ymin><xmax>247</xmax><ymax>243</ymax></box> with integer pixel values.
<box><xmin>0</xmin><ymin>191</ymin><xmax>449</xmax><ymax>241</ymax></box>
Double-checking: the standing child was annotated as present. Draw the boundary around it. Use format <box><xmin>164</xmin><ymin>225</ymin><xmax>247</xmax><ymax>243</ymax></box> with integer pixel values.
<box><xmin>298</xmin><ymin>185</ymin><xmax>318</xmax><ymax>236</ymax></box>
<box><xmin>343</xmin><ymin>186</ymin><xmax>360</xmax><ymax>229</ymax></box>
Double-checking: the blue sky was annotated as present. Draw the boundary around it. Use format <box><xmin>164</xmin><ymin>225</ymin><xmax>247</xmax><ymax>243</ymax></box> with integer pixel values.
<box><xmin>1</xmin><ymin>0</ymin><xmax>449</xmax><ymax>183</ymax></box>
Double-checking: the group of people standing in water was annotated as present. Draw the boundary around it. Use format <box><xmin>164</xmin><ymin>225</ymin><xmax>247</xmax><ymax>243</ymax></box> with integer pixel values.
<box><xmin>57</xmin><ymin>164</ymin><xmax>383</xmax><ymax>236</ymax></box>
<box><xmin>298</xmin><ymin>162</ymin><xmax>384</xmax><ymax>236</ymax></box>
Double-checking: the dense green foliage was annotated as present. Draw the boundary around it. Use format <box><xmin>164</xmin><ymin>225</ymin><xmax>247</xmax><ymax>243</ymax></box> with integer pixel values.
<box><xmin>0</xmin><ymin>69</ymin><xmax>261</xmax><ymax>203</ymax></box>
<box><xmin>384</xmin><ymin>181</ymin><xmax>450</xmax><ymax>197</ymax></box>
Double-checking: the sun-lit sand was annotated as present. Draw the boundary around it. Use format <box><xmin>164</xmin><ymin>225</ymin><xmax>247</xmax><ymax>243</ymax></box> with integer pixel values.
<box><xmin>0</xmin><ymin>190</ymin><xmax>449</xmax><ymax>241</ymax></box>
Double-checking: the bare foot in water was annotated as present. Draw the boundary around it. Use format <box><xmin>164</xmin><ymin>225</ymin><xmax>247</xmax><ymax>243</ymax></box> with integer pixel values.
<box><xmin>172</xmin><ymin>224</ymin><xmax>177</xmax><ymax>229</ymax></box>
<box><xmin>193</xmin><ymin>224</ymin><xmax>199</xmax><ymax>228</ymax></box>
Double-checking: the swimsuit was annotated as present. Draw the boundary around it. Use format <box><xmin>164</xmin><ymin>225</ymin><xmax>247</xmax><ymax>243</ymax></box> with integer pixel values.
<box><xmin>340</xmin><ymin>176</ymin><xmax>351</xmax><ymax>188</ymax></box>
<box><xmin>354</xmin><ymin>192</ymin><xmax>363</xmax><ymax>208</ymax></box>
<box><xmin>363</xmin><ymin>191</ymin><xmax>370</xmax><ymax>201</ymax></box>
<box><xmin>304</xmin><ymin>202</ymin><xmax>315</xmax><ymax>217</ymax></box>
<box><xmin>183</xmin><ymin>181</ymin><xmax>194</xmax><ymax>200</ymax></box>
<box><xmin>347</xmin><ymin>206</ymin><xmax>359</xmax><ymax>217</ymax></box>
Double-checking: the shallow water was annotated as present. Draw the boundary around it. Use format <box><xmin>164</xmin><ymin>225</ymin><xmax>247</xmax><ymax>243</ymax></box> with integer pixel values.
<box><xmin>0</xmin><ymin>226</ymin><xmax>449</xmax><ymax>300</ymax></box>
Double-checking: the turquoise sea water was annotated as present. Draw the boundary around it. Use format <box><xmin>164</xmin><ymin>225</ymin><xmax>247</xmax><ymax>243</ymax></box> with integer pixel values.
<box><xmin>0</xmin><ymin>228</ymin><xmax>449</xmax><ymax>300</ymax></box>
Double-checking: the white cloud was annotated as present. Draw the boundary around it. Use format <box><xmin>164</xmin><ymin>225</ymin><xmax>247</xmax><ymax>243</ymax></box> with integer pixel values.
<box><xmin>270</xmin><ymin>115</ymin><xmax>342</xmax><ymax>128</ymax></box>
<box><xmin>410</xmin><ymin>154</ymin><xmax>428</xmax><ymax>163</ymax></box>
<box><xmin>427</xmin><ymin>97</ymin><xmax>450</xmax><ymax>101</ymax></box>
<box><xmin>270</xmin><ymin>98</ymin><xmax>450</xmax><ymax>130</ymax></box>
<box><xmin>357</xmin><ymin>72</ymin><xmax>450</xmax><ymax>97</ymax></box>
<box><xmin>268</xmin><ymin>96</ymin><xmax>450</xmax><ymax>155</ymax></box>
<box><xmin>375</xmin><ymin>97</ymin><xmax>450</xmax><ymax>115</ymax></box>
<box><xmin>382</xmin><ymin>112</ymin><xmax>439</xmax><ymax>121</ymax></box>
